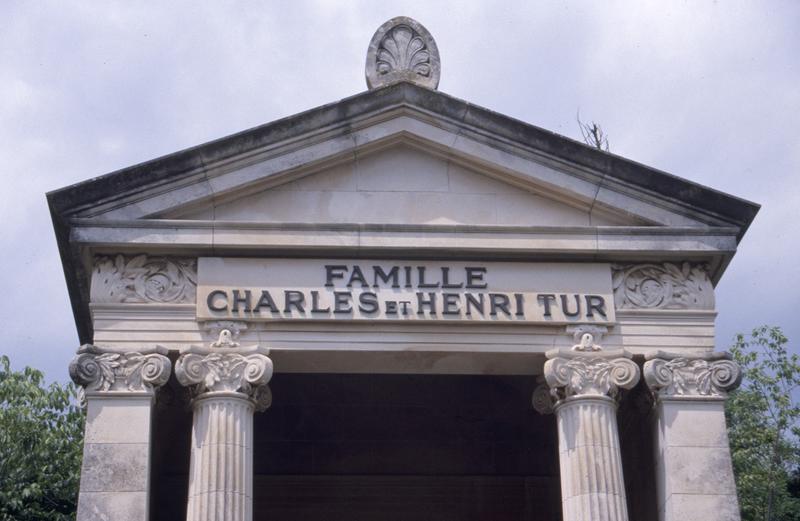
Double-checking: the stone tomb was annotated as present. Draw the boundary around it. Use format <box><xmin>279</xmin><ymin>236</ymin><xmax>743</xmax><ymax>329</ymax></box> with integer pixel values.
<box><xmin>50</xmin><ymin>16</ymin><xmax>757</xmax><ymax>521</ymax></box>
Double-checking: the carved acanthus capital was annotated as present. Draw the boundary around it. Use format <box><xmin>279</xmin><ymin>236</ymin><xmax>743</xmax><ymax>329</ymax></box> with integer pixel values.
<box><xmin>612</xmin><ymin>262</ymin><xmax>714</xmax><ymax>310</ymax></box>
<box><xmin>91</xmin><ymin>254</ymin><xmax>197</xmax><ymax>304</ymax></box>
<box><xmin>644</xmin><ymin>351</ymin><xmax>741</xmax><ymax>398</ymax></box>
<box><xmin>69</xmin><ymin>345</ymin><xmax>171</xmax><ymax>402</ymax></box>
<box><xmin>544</xmin><ymin>348</ymin><xmax>640</xmax><ymax>401</ymax></box>
<box><xmin>175</xmin><ymin>343</ymin><xmax>273</xmax><ymax>411</ymax></box>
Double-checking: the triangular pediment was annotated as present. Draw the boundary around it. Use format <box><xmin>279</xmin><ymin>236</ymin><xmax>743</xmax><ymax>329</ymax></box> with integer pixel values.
<box><xmin>53</xmin><ymin>82</ymin><xmax>757</xmax><ymax>232</ymax></box>
<box><xmin>171</xmin><ymin>142</ymin><xmax>643</xmax><ymax>227</ymax></box>
<box><xmin>48</xmin><ymin>82</ymin><xmax>758</xmax><ymax>344</ymax></box>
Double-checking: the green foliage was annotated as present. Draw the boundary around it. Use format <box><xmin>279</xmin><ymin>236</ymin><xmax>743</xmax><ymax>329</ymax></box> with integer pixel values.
<box><xmin>727</xmin><ymin>326</ymin><xmax>800</xmax><ymax>521</ymax></box>
<box><xmin>0</xmin><ymin>355</ymin><xmax>84</xmax><ymax>521</ymax></box>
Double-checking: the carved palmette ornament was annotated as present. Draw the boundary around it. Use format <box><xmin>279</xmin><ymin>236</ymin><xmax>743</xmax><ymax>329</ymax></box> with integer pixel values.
<box><xmin>612</xmin><ymin>262</ymin><xmax>714</xmax><ymax>310</ymax></box>
<box><xmin>69</xmin><ymin>345</ymin><xmax>171</xmax><ymax>404</ymax></box>
<box><xmin>175</xmin><ymin>349</ymin><xmax>274</xmax><ymax>411</ymax></box>
<box><xmin>545</xmin><ymin>354</ymin><xmax>640</xmax><ymax>400</ymax></box>
<box><xmin>644</xmin><ymin>355</ymin><xmax>741</xmax><ymax>397</ymax></box>
<box><xmin>91</xmin><ymin>254</ymin><xmax>197</xmax><ymax>304</ymax></box>
<box><xmin>366</xmin><ymin>17</ymin><xmax>440</xmax><ymax>90</ymax></box>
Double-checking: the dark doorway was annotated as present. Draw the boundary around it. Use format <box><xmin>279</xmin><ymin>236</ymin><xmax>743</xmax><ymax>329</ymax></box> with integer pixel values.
<box><xmin>150</xmin><ymin>373</ymin><xmax>562</xmax><ymax>521</ymax></box>
<box><xmin>252</xmin><ymin>374</ymin><xmax>561</xmax><ymax>521</ymax></box>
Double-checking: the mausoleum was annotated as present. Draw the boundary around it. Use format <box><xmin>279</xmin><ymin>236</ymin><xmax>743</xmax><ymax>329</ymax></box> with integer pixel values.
<box><xmin>48</xmin><ymin>16</ymin><xmax>759</xmax><ymax>521</ymax></box>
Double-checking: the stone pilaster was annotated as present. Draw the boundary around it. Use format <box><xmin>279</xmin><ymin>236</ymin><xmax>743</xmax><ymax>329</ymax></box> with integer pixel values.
<box><xmin>69</xmin><ymin>344</ymin><xmax>171</xmax><ymax>521</ymax></box>
<box><xmin>644</xmin><ymin>352</ymin><xmax>742</xmax><ymax>521</ymax></box>
<box><xmin>543</xmin><ymin>334</ymin><xmax>640</xmax><ymax>521</ymax></box>
<box><xmin>175</xmin><ymin>337</ymin><xmax>272</xmax><ymax>521</ymax></box>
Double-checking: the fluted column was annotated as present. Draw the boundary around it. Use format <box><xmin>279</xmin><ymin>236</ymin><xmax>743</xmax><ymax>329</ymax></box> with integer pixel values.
<box><xmin>69</xmin><ymin>344</ymin><xmax>171</xmax><ymax>521</ymax></box>
<box><xmin>175</xmin><ymin>336</ymin><xmax>272</xmax><ymax>521</ymax></box>
<box><xmin>543</xmin><ymin>334</ymin><xmax>640</xmax><ymax>521</ymax></box>
<box><xmin>644</xmin><ymin>352</ymin><xmax>742</xmax><ymax>521</ymax></box>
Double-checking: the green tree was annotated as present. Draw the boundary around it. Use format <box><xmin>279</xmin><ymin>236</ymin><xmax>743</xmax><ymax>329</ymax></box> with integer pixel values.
<box><xmin>727</xmin><ymin>326</ymin><xmax>800</xmax><ymax>521</ymax></box>
<box><xmin>0</xmin><ymin>356</ymin><xmax>84</xmax><ymax>521</ymax></box>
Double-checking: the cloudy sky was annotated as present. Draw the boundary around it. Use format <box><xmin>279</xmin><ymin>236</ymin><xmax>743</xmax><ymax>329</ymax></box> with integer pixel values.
<box><xmin>1</xmin><ymin>1</ymin><xmax>797</xmax><ymax>382</ymax></box>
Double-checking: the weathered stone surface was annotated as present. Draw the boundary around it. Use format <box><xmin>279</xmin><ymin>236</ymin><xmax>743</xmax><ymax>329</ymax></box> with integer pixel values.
<box><xmin>79</xmin><ymin>443</ymin><xmax>149</xmax><ymax>493</ymax></box>
<box><xmin>656</xmin><ymin>400</ymin><xmax>730</xmax><ymax>447</ymax></box>
<box><xmin>647</xmin><ymin>352</ymin><xmax>742</xmax><ymax>521</ymax></box>
<box><xmin>76</xmin><ymin>491</ymin><xmax>148</xmax><ymax>521</ymax></box>
<box><xmin>90</xmin><ymin>254</ymin><xmax>197</xmax><ymax>304</ymax></box>
<box><xmin>662</xmin><ymin>446</ymin><xmax>738</xmax><ymax>496</ymax></box>
<box><xmin>365</xmin><ymin>17</ymin><xmax>440</xmax><ymax>90</ymax></box>
<box><xmin>662</xmin><ymin>493</ymin><xmax>741</xmax><ymax>521</ymax></box>
<box><xmin>612</xmin><ymin>262</ymin><xmax>715</xmax><ymax>310</ymax></box>
<box><xmin>83</xmin><ymin>397</ymin><xmax>153</xmax><ymax>444</ymax></box>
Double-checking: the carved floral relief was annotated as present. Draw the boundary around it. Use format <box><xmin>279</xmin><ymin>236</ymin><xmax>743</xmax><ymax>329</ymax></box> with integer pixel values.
<box><xmin>612</xmin><ymin>262</ymin><xmax>714</xmax><ymax>310</ymax></box>
<box><xmin>91</xmin><ymin>254</ymin><xmax>197</xmax><ymax>304</ymax></box>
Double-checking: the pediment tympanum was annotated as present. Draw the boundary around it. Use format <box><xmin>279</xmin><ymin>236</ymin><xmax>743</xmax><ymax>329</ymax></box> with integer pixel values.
<box><xmin>172</xmin><ymin>143</ymin><xmax>641</xmax><ymax>227</ymax></box>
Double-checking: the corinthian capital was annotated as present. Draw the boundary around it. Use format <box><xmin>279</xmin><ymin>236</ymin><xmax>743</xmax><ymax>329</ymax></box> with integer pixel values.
<box><xmin>175</xmin><ymin>341</ymin><xmax>273</xmax><ymax>411</ymax></box>
<box><xmin>69</xmin><ymin>345</ymin><xmax>171</xmax><ymax>400</ymax></box>
<box><xmin>544</xmin><ymin>348</ymin><xmax>640</xmax><ymax>401</ymax></box>
<box><xmin>643</xmin><ymin>351</ymin><xmax>741</xmax><ymax>398</ymax></box>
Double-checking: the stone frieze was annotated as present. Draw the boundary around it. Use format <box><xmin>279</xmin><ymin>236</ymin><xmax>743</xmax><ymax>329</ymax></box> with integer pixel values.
<box><xmin>91</xmin><ymin>254</ymin><xmax>197</xmax><ymax>304</ymax></box>
<box><xmin>612</xmin><ymin>262</ymin><xmax>714</xmax><ymax>310</ymax></box>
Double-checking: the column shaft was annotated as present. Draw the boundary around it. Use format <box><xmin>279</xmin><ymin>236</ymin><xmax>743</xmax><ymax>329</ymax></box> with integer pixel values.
<box><xmin>187</xmin><ymin>395</ymin><xmax>254</xmax><ymax>521</ymax></box>
<box><xmin>175</xmin><ymin>338</ymin><xmax>272</xmax><ymax>521</ymax></box>
<box><xmin>542</xmin><ymin>341</ymin><xmax>640</xmax><ymax>521</ymax></box>
<box><xmin>556</xmin><ymin>396</ymin><xmax>628</xmax><ymax>521</ymax></box>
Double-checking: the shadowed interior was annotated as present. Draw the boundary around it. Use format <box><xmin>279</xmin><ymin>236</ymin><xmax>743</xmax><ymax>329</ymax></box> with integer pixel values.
<box><xmin>149</xmin><ymin>373</ymin><xmax>655</xmax><ymax>521</ymax></box>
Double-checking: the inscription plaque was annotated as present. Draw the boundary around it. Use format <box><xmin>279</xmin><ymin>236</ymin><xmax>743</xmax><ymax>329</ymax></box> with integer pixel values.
<box><xmin>197</xmin><ymin>258</ymin><xmax>616</xmax><ymax>324</ymax></box>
